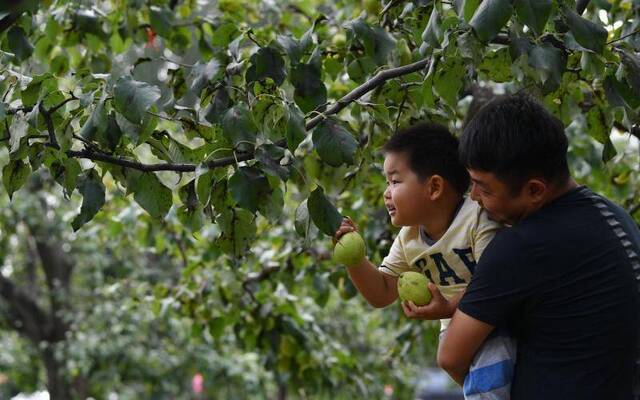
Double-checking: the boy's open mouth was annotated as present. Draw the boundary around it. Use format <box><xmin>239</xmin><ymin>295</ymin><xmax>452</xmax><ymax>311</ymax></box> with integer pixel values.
<box><xmin>387</xmin><ymin>206</ymin><xmax>396</xmax><ymax>215</ymax></box>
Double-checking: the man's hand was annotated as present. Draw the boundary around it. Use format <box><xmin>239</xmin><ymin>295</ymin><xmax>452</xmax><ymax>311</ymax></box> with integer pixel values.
<box><xmin>401</xmin><ymin>283</ymin><xmax>458</xmax><ymax>320</ymax></box>
<box><xmin>333</xmin><ymin>217</ymin><xmax>358</xmax><ymax>245</ymax></box>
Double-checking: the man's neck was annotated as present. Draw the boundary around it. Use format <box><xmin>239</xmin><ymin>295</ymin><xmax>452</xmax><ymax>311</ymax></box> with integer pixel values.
<box><xmin>545</xmin><ymin>178</ymin><xmax>579</xmax><ymax>205</ymax></box>
<box><xmin>519</xmin><ymin>179</ymin><xmax>579</xmax><ymax>223</ymax></box>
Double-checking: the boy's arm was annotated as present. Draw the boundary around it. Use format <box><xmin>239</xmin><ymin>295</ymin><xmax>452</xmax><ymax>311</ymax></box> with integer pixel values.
<box><xmin>346</xmin><ymin>260</ymin><xmax>399</xmax><ymax>308</ymax></box>
<box><xmin>334</xmin><ymin>217</ymin><xmax>399</xmax><ymax>308</ymax></box>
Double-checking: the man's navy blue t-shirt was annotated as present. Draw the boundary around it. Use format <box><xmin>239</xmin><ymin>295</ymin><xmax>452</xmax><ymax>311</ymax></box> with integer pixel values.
<box><xmin>459</xmin><ymin>186</ymin><xmax>640</xmax><ymax>399</ymax></box>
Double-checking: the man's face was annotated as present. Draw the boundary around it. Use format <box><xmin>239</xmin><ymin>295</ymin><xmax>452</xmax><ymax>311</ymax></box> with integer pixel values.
<box><xmin>383</xmin><ymin>152</ymin><xmax>431</xmax><ymax>227</ymax></box>
<box><xmin>468</xmin><ymin>169</ymin><xmax>532</xmax><ymax>225</ymax></box>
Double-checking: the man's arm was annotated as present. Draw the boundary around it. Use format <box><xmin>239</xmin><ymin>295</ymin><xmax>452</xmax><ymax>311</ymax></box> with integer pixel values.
<box><xmin>346</xmin><ymin>260</ymin><xmax>398</xmax><ymax>308</ymax></box>
<box><xmin>438</xmin><ymin>309</ymin><xmax>494</xmax><ymax>385</ymax></box>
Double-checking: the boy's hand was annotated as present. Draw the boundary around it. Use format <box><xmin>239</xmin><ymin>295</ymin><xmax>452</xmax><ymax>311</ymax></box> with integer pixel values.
<box><xmin>401</xmin><ymin>283</ymin><xmax>455</xmax><ymax>320</ymax></box>
<box><xmin>333</xmin><ymin>217</ymin><xmax>359</xmax><ymax>245</ymax></box>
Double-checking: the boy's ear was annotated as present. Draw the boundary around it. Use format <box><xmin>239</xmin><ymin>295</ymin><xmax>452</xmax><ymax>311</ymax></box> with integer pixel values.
<box><xmin>426</xmin><ymin>175</ymin><xmax>444</xmax><ymax>200</ymax></box>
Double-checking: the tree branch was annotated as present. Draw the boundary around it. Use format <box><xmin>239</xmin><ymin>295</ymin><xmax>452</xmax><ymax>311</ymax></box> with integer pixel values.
<box><xmin>39</xmin><ymin>102</ymin><xmax>60</xmax><ymax>150</ymax></box>
<box><xmin>0</xmin><ymin>272</ymin><xmax>47</xmax><ymax>342</ymax></box>
<box><xmin>305</xmin><ymin>57</ymin><xmax>431</xmax><ymax>130</ymax></box>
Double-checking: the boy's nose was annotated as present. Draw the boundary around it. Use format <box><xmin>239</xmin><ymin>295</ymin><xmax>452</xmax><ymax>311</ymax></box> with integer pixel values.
<box><xmin>469</xmin><ymin>183</ymin><xmax>480</xmax><ymax>202</ymax></box>
<box><xmin>384</xmin><ymin>187</ymin><xmax>391</xmax><ymax>199</ymax></box>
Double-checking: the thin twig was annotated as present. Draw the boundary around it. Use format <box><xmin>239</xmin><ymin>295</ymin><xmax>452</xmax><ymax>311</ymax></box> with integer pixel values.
<box><xmin>39</xmin><ymin>103</ymin><xmax>60</xmax><ymax>150</ymax></box>
<box><xmin>608</xmin><ymin>28</ymin><xmax>640</xmax><ymax>45</ymax></box>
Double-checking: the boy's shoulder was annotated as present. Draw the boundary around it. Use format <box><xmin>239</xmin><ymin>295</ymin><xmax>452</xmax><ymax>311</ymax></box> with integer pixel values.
<box><xmin>450</xmin><ymin>197</ymin><xmax>502</xmax><ymax>235</ymax></box>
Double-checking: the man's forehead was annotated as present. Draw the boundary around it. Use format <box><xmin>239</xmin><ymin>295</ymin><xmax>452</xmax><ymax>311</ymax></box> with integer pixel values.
<box><xmin>468</xmin><ymin>169</ymin><xmax>494</xmax><ymax>186</ymax></box>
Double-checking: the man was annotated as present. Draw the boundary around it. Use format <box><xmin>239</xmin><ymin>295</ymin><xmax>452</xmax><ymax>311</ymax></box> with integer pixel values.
<box><xmin>438</xmin><ymin>94</ymin><xmax>640</xmax><ymax>399</ymax></box>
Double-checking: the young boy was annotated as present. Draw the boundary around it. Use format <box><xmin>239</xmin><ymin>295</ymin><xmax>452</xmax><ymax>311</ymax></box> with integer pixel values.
<box><xmin>333</xmin><ymin>122</ymin><xmax>515</xmax><ymax>399</ymax></box>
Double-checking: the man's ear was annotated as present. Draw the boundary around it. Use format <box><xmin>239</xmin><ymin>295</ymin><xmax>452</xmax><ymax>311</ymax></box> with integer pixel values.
<box><xmin>524</xmin><ymin>179</ymin><xmax>548</xmax><ymax>205</ymax></box>
<box><xmin>427</xmin><ymin>175</ymin><xmax>445</xmax><ymax>200</ymax></box>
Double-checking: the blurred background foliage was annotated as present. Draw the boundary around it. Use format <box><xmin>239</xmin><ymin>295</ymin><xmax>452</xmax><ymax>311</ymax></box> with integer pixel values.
<box><xmin>0</xmin><ymin>0</ymin><xmax>638</xmax><ymax>398</ymax></box>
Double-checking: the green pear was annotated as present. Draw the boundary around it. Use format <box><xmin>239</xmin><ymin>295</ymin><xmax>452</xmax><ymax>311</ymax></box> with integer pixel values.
<box><xmin>333</xmin><ymin>232</ymin><xmax>366</xmax><ymax>266</ymax></box>
<box><xmin>397</xmin><ymin>271</ymin><xmax>431</xmax><ymax>305</ymax></box>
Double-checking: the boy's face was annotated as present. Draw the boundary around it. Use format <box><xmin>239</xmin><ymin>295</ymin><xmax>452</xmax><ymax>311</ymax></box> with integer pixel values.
<box><xmin>383</xmin><ymin>151</ymin><xmax>431</xmax><ymax>227</ymax></box>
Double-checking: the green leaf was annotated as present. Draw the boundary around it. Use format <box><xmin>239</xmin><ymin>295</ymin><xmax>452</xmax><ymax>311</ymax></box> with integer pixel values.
<box><xmin>433</xmin><ymin>55</ymin><xmax>465</xmax><ymax>106</ymax></box>
<box><xmin>286</xmin><ymin>104</ymin><xmax>306</xmax><ymax>152</ymax></box>
<box><xmin>221</xmin><ymin>103</ymin><xmax>258</xmax><ymax>151</ymax></box>
<box><xmin>2</xmin><ymin>159</ymin><xmax>31</xmax><ymax>200</ymax></box>
<box><xmin>113</xmin><ymin>77</ymin><xmax>161</xmax><ymax>125</ymax></box>
<box><xmin>290</xmin><ymin>50</ymin><xmax>327</xmax><ymax>113</ymax></box>
<box><xmin>177</xmin><ymin>204</ymin><xmax>206</xmax><ymax>232</ymax></box>
<box><xmin>246</xmin><ymin>46</ymin><xmax>287</xmax><ymax>86</ymax></box>
<box><xmin>211</xmin><ymin>23</ymin><xmax>239</xmax><ymax>47</ymax></box>
<box><xmin>21</xmin><ymin>73</ymin><xmax>56</xmax><ymax>108</ymax></box>
<box><xmin>195</xmin><ymin>166</ymin><xmax>216</xmax><ymax>206</ymax></box>
<box><xmin>307</xmin><ymin>186</ymin><xmax>342</xmax><ymax>237</ymax></box>
<box><xmin>604</xmin><ymin>76</ymin><xmax>640</xmax><ymax>110</ymax></box>
<box><xmin>469</xmin><ymin>0</ymin><xmax>513</xmax><ymax>43</ymax></box>
<box><xmin>149</xmin><ymin>6</ymin><xmax>174</xmax><ymax>38</ymax></box>
<box><xmin>228</xmin><ymin>167</ymin><xmax>272</xmax><ymax>213</ymax></box>
<box><xmin>276</xmin><ymin>34</ymin><xmax>302</xmax><ymax>63</ymax></box>
<box><xmin>422</xmin><ymin>61</ymin><xmax>437</xmax><ymax>108</ymax></box>
<box><xmin>344</xmin><ymin>16</ymin><xmax>396</xmax><ymax>65</ymax></box>
<box><xmin>127</xmin><ymin>171</ymin><xmax>173</xmax><ymax>219</ymax></box>
<box><xmin>514</xmin><ymin>0</ymin><xmax>551</xmax><ymax>36</ymax></box>
<box><xmin>478</xmin><ymin>48</ymin><xmax>512</xmax><ymax>82</ymax></box>
<box><xmin>346</xmin><ymin>56</ymin><xmax>377</xmax><ymax>82</ymax></box>
<box><xmin>312</xmin><ymin>119</ymin><xmax>358</xmax><ymax>167</ymax></box>
<box><xmin>80</xmin><ymin>96</ymin><xmax>108</xmax><ymax>141</ymax></box>
<box><xmin>527</xmin><ymin>44</ymin><xmax>566</xmax><ymax>90</ymax></box>
<box><xmin>586</xmin><ymin>106</ymin><xmax>616</xmax><ymax>162</ymax></box>
<box><xmin>259</xmin><ymin>178</ymin><xmax>284</xmax><ymax>222</ymax></box>
<box><xmin>71</xmin><ymin>170</ymin><xmax>105</xmax><ymax>231</ymax></box>
<box><xmin>7</xmin><ymin>27</ymin><xmax>33</xmax><ymax>62</ymax></box>
<box><xmin>619</xmin><ymin>50</ymin><xmax>640</xmax><ymax>97</ymax></box>
<box><xmin>421</xmin><ymin>8</ymin><xmax>442</xmax><ymax>48</ymax></box>
<box><xmin>295</xmin><ymin>199</ymin><xmax>311</xmax><ymax>237</ymax></box>
<box><xmin>563</xmin><ymin>8</ymin><xmax>607</xmax><ymax>54</ymax></box>
<box><xmin>204</xmin><ymin>88</ymin><xmax>231</xmax><ymax>124</ymax></box>
<box><xmin>9</xmin><ymin>112</ymin><xmax>28</xmax><ymax>155</ymax></box>
<box><xmin>454</xmin><ymin>0</ymin><xmax>481</xmax><ymax>22</ymax></box>
<box><xmin>217</xmin><ymin>208</ymin><xmax>256</xmax><ymax>258</ymax></box>
<box><xmin>62</xmin><ymin>158</ymin><xmax>82</xmax><ymax>196</ymax></box>
<box><xmin>255</xmin><ymin>144</ymin><xmax>290</xmax><ymax>181</ymax></box>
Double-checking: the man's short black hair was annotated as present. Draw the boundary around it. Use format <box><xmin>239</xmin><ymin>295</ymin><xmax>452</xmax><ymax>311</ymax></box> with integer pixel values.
<box><xmin>383</xmin><ymin>122</ymin><xmax>470</xmax><ymax>195</ymax></box>
<box><xmin>459</xmin><ymin>93</ymin><xmax>570</xmax><ymax>193</ymax></box>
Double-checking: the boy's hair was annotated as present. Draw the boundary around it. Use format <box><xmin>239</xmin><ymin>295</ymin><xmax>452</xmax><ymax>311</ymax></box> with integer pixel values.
<box><xmin>382</xmin><ymin>122</ymin><xmax>470</xmax><ymax>195</ymax></box>
<box><xmin>459</xmin><ymin>93</ymin><xmax>570</xmax><ymax>194</ymax></box>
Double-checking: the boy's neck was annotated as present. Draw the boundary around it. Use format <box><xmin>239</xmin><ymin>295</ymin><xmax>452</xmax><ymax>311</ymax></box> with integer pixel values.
<box><xmin>421</xmin><ymin>194</ymin><xmax>465</xmax><ymax>242</ymax></box>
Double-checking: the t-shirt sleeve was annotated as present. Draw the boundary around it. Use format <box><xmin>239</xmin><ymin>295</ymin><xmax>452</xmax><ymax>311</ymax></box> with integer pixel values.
<box><xmin>458</xmin><ymin>231</ymin><xmax>531</xmax><ymax>327</ymax></box>
<box><xmin>379</xmin><ymin>233</ymin><xmax>411</xmax><ymax>277</ymax></box>
<box><xmin>471</xmin><ymin>209</ymin><xmax>502</xmax><ymax>262</ymax></box>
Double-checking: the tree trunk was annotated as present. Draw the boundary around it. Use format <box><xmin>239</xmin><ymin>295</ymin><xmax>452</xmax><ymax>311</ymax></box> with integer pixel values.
<box><xmin>41</xmin><ymin>346</ymin><xmax>72</xmax><ymax>400</ymax></box>
<box><xmin>277</xmin><ymin>383</ymin><xmax>287</xmax><ymax>400</ymax></box>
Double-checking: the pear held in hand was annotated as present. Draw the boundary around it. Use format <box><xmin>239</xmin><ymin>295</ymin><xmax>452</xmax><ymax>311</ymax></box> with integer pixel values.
<box><xmin>333</xmin><ymin>232</ymin><xmax>366</xmax><ymax>267</ymax></box>
<box><xmin>397</xmin><ymin>271</ymin><xmax>432</xmax><ymax>306</ymax></box>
